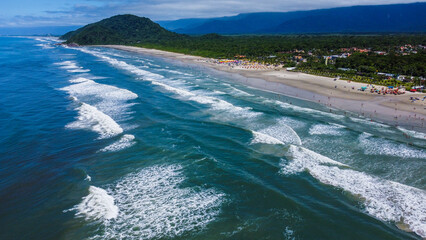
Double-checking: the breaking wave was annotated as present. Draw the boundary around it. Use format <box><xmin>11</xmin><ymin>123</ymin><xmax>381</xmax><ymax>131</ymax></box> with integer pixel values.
<box><xmin>65</xmin><ymin>103</ymin><xmax>123</xmax><ymax>139</ymax></box>
<box><xmin>309</xmin><ymin>124</ymin><xmax>345</xmax><ymax>136</ymax></box>
<box><xmin>70</xmin><ymin>186</ymin><xmax>119</xmax><ymax>221</ymax></box>
<box><xmin>58</xmin><ymin>63</ymin><xmax>138</xmax><ymax>146</ymax></box>
<box><xmin>99</xmin><ymin>134</ymin><xmax>136</xmax><ymax>152</ymax></box>
<box><xmin>397</xmin><ymin>127</ymin><xmax>426</xmax><ymax>140</ymax></box>
<box><xmin>281</xmin><ymin>145</ymin><xmax>426</xmax><ymax>237</ymax></box>
<box><xmin>54</xmin><ymin>60</ymin><xmax>90</xmax><ymax>72</ymax></box>
<box><xmin>358</xmin><ymin>132</ymin><xmax>426</xmax><ymax>159</ymax></box>
<box><xmin>87</xmin><ymin>165</ymin><xmax>225</xmax><ymax>239</ymax></box>
<box><xmin>253</xmin><ymin>119</ymin><xmax>302</xmax><ymax>146</ymax></box>
<box><xmin>251</xmin><ymin>131</ymin><xmax>285</xmax><ymax>145</ymax></box>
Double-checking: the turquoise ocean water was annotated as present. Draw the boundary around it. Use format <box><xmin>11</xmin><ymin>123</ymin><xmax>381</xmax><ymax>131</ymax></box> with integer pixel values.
<box><xmin>0</xmin><ymin>37</ymin><xmax>425</xmax><ymax>239</ymax></box>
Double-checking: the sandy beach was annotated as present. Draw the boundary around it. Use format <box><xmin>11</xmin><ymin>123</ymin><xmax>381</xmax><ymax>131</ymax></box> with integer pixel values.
<box><xmin>99</xmin><ymin>45</ymin><xmax>426</xmax><ymax>132</ymax></box>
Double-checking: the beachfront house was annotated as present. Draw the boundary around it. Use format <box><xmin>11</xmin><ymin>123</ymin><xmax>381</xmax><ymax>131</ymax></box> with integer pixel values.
<box><xmin>397</xmin><ymin>75</ymin><xmax>409</xmax><ymax>81</ymax></box>
<box><xmin>374</xmin><ymin>51</ymin><xmax>387</xmax><ymax>55</ymax></box>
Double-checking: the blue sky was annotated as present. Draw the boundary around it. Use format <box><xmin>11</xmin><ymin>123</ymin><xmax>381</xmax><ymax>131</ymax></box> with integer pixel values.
<box><xmin>0</xmin><ymin>0</ymin><xmax>422</xmax><ymax>27</ymax></box>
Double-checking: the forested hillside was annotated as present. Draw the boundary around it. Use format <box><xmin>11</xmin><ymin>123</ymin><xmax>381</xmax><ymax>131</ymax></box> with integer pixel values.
<box><xmin>61</xmin><ymin>14</ymin><xmax>182</xmax><ymax>45</ymax></box>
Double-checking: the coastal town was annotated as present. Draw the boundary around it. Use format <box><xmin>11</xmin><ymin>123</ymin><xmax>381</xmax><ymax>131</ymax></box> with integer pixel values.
<box><xmin>210</xmin><ymin>43</ymin><xmax>425</xmax><ymax>95</ymax></box>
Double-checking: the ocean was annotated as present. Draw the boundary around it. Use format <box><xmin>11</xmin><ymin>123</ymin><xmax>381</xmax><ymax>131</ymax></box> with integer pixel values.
<box><xmin>0</xmin><ymin>36</ymin><xmax>425</xmax><ymax>240</ymax></box>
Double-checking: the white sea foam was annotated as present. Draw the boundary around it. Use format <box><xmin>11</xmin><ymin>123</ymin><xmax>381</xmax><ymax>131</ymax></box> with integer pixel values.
<box><xmin>62</xmin><ymin>78</ymin><xmax>138</xmax><ymax>102</ymax></box>
<box><xmin>349</xmin><ymin>117</ymin><xmax>390</xmax><ymax>128</ymax></box>
<box><xmin>85</xmin><ymin>175</ymin><xmax>92</xmax><ymax>181</ymax></box>
<box><xmin>309</xmin><ymin>124</ymin><xmax>345</xmax><ymax>136</ymax></box>
<box><xmin>213</xmin><ymin>90</ymin><xmax>226</xmax><ymax>95</ymax></box>
<box><xmin>54</xmin><ymin>60</ymin><xmax>90</xmax><ymax>72</ymax></box>
<box><xmin>35</xmin><ymin>43</ymin><xmax>54</xmax><ymax>49</ymax></box>
<box><xmin>274</xmin><ymin>100</ymin><xmax>344</xmax><ymax>120</ymax></box>
<box><xmin>281</xmin><ymin>145</ymin><xmax>426</xmax><ymax>238</ymax></box>
<box><xmin>189</xmin><ymin>95</ymin><xmax>260</xmax><ymax>118</ymax></box>
<box><xmin>256</xmin><ymin>121</ymin><xmax>302</xmax><ymax>146</ymax></box>
<box><xmin>72</xmin><ymin>186</ymin><xmax>119</xmax><ymax>221</ymax></box>
<box><xmin>55</xmin><ymin>61</ymin><xmax>79</xmax><ymax>69</ymax></box>
<box><xmin>358</xmin><ymin>132</ymin><xmax>426</xmax><ymax>159</ymax></box>
<box><xmin>61</xmin><ymin>75</ymin><xmax>138</xmax><ymax>142</ymax></box>
<box><xmin>77</xmin><ymin>48</ymin><xmax>165</xmax><ymax>81</ymax></box>
<box><xmin>251</xmin><ymin>131</ymin><xmax>284</xmax><ymax>145</ymax></box>
<box><xmin>223</xmin><ymin>83</ymin><xmax>254</xmax><ymax>97</ymax></box>
<box><xmin>88</xmin><ymin>165</ymin><xmax>225</xmax><ymax>239</ymax></box>
<box><xmin>161</xmin><ymin>69</ymin><xmax>194</xmax><ymax>76</ymax></box>
<box><xmin>278</xmin><ymin>116</ymin><xmax>307</xmax><ymax>130</ymax></box>
<box><xmin>99</xmin><ymin>134</ymin><xmax>136</xmax><ymax>152</ymax></box>
<box><xmin>61</xmin><ymin>77</ymin><xmax>138</xmax><ymax>121</ymax></box>
<box><xmin>66</xmin><ymin>103</ymin><xmax>123</xmax><ymax>139</ymax></box>
<box><xmin>397</xmin><ymin>127</ymin><xmax>426</xmax><ymax>140</ymax></box>
<box><xmin>34</xmin><ymin>36</ymin><xmax>61</xmax><ymax>43</ymax></box>
<box><xmin>188</xmin><ymin>91</ymin><xmax>260</xmax><ymax>119</ymax></box>
<box><xmin>34</xmin><ymin>37</ymin><xmax>47</xmax><ymax>42</ymax></box>
<box><xmin>150</xmin><ymin>81</ymin><xmax>193</xmax><ymax>97</ymax></box>
<box><xmin>68</xmin><ymin>68</ymin><xmax>91</xmax><ymax>73</ymax></box>
<box><xmin>69</xmin><ymin>77</ymin><xmax>89</xmax><ymax>83</ymax></box>
<box><xmin>77</xmin><ymin>49</ymin><xmax>260</xmax><ymax>119</ymax></box>
<box><xmin>54</xmin><ymin>61</ymin><xmax>75</xmax><ymax>66</ymax></box>
<box><xmin>283</xmin><ymin>226</ymin><xmax>296</xmax><ymax>240</ymax></box>
<box><xmin>281</xmin><ymin>145</ymin><xmax>348</xmax><ymax>175</ymax></box>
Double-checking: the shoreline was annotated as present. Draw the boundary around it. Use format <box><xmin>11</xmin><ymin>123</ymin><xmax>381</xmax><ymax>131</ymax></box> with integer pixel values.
<box><xmin>98</xmin><ymin>45</ymin><xmax>426</xmax><ymax>133</ymax></box>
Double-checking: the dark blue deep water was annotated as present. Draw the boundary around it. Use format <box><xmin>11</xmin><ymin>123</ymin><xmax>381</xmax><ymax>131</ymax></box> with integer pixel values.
<box><xmin>0</xmin><ymin>37</ymin><xmax>425</xmax><ymax>240</ymax></box>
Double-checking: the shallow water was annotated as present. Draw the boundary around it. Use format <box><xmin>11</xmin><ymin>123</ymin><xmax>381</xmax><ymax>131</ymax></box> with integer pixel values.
<box><xmin>0</xmin><ymin>37</ymin><xmax>425</xmax><ymax>240</ymax></box>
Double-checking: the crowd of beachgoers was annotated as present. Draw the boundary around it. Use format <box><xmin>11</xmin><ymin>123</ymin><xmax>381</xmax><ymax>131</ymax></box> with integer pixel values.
<box><xmin>209</xmin><ymin>59</ymin><xmax>426</xmax><ymax>99</ymax></box>
<box><xmin>358</xmin><ymin>84</ymin><xmax>406</xmax><ymax>95</ymax></box>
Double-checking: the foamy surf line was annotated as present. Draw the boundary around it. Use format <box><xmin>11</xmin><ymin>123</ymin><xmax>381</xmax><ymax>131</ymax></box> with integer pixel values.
<box><xmin>359</xmin><ymin>132</ymin><xmax>426</xmax><ymax>159</ymax></box>
<box><xmin>54</xmin><ymin>60</ymin><xmax>90</xmax><ymax>72</ymax></box>
<box><xmin>66</xmin><ymin>186</ymin><xmax>119</xmax><ymax>221</ymax></box>
<box><xmin>35</xmin><ymin>43</ymin><xmax>54</xmax><ymax>49</ymax></box>
<box><xmin>250</xmin><ymin>124</ymin><xmax>302</xmax><ymax>146</ymax></box>
<box><xmin>99</xmin><ymin>134</ymin><xmax>136</xmax><ymax>152</ymax></box>
<box><xmin>397</xmin><ymin>127</ymin><xmax>426</xmax><ymax>140</ymax></box>
<box><xmin>58</xmin><ymin>69</ymin><xmax>138</xmax><ymax>149</ymax></box>
<box><xmin>281</xmin><ymin>145</ymin><xmax>426</xmax><ymax>238</ymax></box>
<box><xmin>77</xmin><ymin>48</ymin><xmax>307</xmax><ymax>148</ymax></box>
<box><xmin>70</xmin><ymin>165</ymin><xmax>225</xmax><ymax>239</ymax></box>
<box><xmin>251</xmin><ymin>131</ymin><xmax>284</xmax><ymax>145</ymax></box>
<box><xmin>77</xmin><ymin>48</ymin><xmax>261</xmax><ymax>119</ymax></box>
<box><xmin>65</xmin><ymin>102</ymin><xmax>123</xmax><ymax>139</ymax></box>
<box><xmin>61</xmin><ymin>77</ymin><xmax>138</xmax><ymax>105</ymax></box>
<box><xmin>309</xmin><ymin>123</ymin><xmax>346</xmax><ymax>136</ymax></box>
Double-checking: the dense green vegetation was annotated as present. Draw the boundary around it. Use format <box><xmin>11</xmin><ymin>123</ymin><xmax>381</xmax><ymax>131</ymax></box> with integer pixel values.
<box><xmin>135</xmin><ymin>34</ymin><xmax>425</xmax><ymax>57</ymax></box>
<box><xmin>62</xmin><ymin>14</ymin><xmax>426</xmax><ymax>88</ymax></box>
<box><xmin>137</xmin><ymin>35</ymin><xmax>426</xmax><ymax>81</ymax></box>
<box><xmin>61</xmin><ymin>14</ymin><xmax>181</xmax><ymax>44</ymax></box>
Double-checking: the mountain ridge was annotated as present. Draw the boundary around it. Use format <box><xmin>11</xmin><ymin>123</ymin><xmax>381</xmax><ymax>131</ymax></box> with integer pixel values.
<box><xmin>157</xmin><ymin>2</ymin><xmax>426</xmax><ymax>35</ymax></box>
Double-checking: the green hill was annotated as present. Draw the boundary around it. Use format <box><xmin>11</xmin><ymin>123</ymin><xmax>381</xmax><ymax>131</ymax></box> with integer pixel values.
<box><xmin>61</xmin><ymin>14</ymin><xmax>182</xmax><ymax>45</ymax></box>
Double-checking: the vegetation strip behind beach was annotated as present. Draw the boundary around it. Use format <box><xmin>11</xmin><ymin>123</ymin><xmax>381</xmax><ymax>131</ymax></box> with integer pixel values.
<box><xmin>61</xmin><ymin>14</ymin><xmax>426</xmax><ymax>90</ymax></box>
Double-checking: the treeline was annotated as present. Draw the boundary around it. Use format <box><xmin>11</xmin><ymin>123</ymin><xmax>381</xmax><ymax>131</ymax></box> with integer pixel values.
<box><xmin>335</xmin><ymin>52</ymin><xmax>425</xmax><ymax>76</ymax></box>
<box><xmin>136</xmin><ymin>35</ymin><xmax>426</xmax><ymax>59</ymax></box>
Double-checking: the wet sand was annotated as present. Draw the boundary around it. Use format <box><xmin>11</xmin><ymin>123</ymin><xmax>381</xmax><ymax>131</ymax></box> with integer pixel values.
<box><xmin>99</xmin><ymin>45</ymin><xmax>426</xmax><ymax>132</ymax></box>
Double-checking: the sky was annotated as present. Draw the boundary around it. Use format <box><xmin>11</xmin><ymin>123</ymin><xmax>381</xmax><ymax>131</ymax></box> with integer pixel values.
<box><xmin>0</xmin><ymin>0</ymin><xmax>422</xmax><ymax>27</ymax></box>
